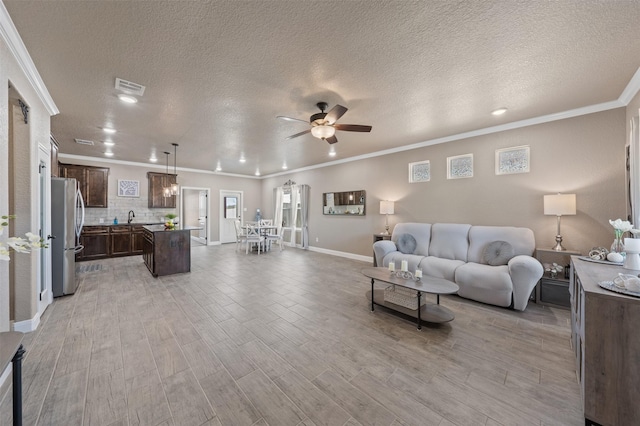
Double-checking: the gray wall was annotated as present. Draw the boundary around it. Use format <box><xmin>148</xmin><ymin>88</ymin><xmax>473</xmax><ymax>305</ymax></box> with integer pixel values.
<box><xmin>262</xmin><ymin>108</ymin><xmax>627</xmax><ymax>257</ymax></box>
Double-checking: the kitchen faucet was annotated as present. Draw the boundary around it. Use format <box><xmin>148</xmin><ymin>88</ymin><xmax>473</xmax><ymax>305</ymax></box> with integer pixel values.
<box><xmin>128</xmin><ymin>210</ymin><xmax>135</xmax><ymax>224</ymax></box>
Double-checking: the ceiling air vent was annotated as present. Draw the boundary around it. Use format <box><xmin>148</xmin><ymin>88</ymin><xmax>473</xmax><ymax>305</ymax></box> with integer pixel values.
<box><xmin>115</xmin><ymin>78</ymin><xmax>145</xmax><ymax>96</ymax></box>
<box><xmin>74</xmin><ymin>138</ymin><xmax>94</xmax><ymax>146</ymax></box>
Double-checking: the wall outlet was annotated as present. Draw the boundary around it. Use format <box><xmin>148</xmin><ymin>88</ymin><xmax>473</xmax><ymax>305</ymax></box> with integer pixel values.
<box><xmin>315</xmin><ymin>237</ymin><xmax>319</xmax><ymax>242</ymax></box>
<box><xmin>99</xmin><ymin>218</ymin><xmax>104</xmax><ymax>224</ymax></box>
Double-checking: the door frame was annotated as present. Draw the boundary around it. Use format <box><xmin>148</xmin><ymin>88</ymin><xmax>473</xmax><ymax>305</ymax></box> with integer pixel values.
<box><xmin>219</xmin><ymin>190</ymin><xmax>243</xmax><ymax>244</ymax></box>
<box><xmin>37</xmin><ymin>143</ymin><xmax>52</xmax><ymax>316</ymax></box>
<box><xmin>179</xmin><ymin>186</ymin><xmax>210</xmax><ymax>245</ymax></box>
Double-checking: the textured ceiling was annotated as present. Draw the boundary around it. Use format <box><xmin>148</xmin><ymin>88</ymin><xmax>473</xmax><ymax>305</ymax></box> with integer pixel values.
<box><xmin>4</xmin><ymin>0</ymin><xmax>640</xmax><ymax>176</ymax></box>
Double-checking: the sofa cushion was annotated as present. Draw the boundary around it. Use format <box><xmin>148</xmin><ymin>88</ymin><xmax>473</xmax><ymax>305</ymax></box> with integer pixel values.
<box><xmin>455</xmin><ymin>263</ymin><xmax>513</xmax><ymax>307</ymax></box>
<box><xmin>419</xmin><ymin>256</ymin><xmax>465</xmax><ymax>282</ymax></box>
<box><xmin>429</xmin><ymin>223</ymin><xmax>471</xmax><ymax>261</ymax></box>
<box><xmin>397</xmin><ymin>233</ymin><xmax>417</xmax><ymax>254</ymax></box>
<box><xmin>391</xmin><ymin>223</ymin><xmax>431</xmax><ymax>256</ymax></box>
<box><xmin>483</xmin><ymin>241</ymin><xmax>514</xmax><ymax>266</ymax></box>
<box><xmin>467</xmin><ymin>226</ymin><xmax>535</xmax><ymax>264</ymax></box>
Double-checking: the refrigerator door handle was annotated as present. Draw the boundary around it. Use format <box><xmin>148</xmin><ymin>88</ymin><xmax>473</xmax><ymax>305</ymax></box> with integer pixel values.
<box><xmin>75</xmin><ymin>186</ymin><xmax>85</xmax><ymax>241</ymax></box>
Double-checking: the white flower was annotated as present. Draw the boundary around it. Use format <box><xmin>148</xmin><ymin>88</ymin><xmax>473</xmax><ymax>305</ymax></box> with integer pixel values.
<box><xmin>609</xmin><ymin>219</ymin><xmax>634</xmax><ymax>232</ymax></box>
<box><xmin>0</xmin><ymin>215</ymin><xmax>47</xmax><ymax>261</ymax></box>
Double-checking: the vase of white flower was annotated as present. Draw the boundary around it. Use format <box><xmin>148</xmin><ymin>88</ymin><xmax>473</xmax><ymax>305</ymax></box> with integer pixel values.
<box><xmin>0</xmin><ymin>215</ymin><xmax>47</xmax><ymax>261</ymax></box>
<box><xmin>609</xmin><ymin>219</ymin><xmax>633</xmax><ymax>254</ymax></box>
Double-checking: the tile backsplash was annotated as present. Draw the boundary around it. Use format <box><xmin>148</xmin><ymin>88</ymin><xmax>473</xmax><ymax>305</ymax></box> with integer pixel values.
<box><xmin>84</xmin><ymin>197</ymin><xmax>177</xmax><ymax>225</ymax></box>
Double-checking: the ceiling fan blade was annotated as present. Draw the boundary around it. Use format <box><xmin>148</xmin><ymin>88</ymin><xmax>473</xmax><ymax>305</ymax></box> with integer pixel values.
<box><xmin>285</xmin><ymin>129</ymin><xmax>311</xmax><ymax>140</ymax></box>
<box><xmin>324</xmin><ymin>104</ymin><xmax>348</xmax><ymax>125</ymax></box>
<box><xmin>334</xmin><ymin>124</ymin><xmax>372</xmax><ymax>132</ymax></box>
<box><xmin>277</xmin><ymin>115</ymin><xmax>309</xmax><ymax>124</ymax></box>
<box><xmin>325</xmin><ymin>135</ymin><xmax>338</xmax><ymax>144</ymax></box>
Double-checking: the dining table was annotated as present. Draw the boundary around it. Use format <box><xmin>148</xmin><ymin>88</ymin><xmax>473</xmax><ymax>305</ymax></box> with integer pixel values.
<box><xmin>243</xmin><ymin>223</ymin><xmax>278</xmax><ymax>252</ymax></box>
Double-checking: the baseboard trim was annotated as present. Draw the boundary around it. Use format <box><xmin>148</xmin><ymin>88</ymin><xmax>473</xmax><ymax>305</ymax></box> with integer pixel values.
<box><xmin>12</xmin><ymin>311</ymin><xmax>41</xmax><ymax>333</ymax></box>
<box><xmin>308</xmin><ymin>246</ymin><xmax>372</xmax><ymax>263</ymax></box>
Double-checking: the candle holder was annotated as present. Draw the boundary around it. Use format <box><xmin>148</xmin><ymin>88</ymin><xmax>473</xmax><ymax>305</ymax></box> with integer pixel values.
<box><xmin>393</xmin><ymin>270</ymin><xmax>416</xmax><ymax>280</ymax></box>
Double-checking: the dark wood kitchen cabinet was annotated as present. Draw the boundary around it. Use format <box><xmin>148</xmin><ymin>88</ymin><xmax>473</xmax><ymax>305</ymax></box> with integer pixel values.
<box><xmin>147</xmin><ymin>172</ymin><xmax>177</xmax><ymax>208</ymax></box>
<box><xmin>110</xmin><ymin>225</ymin><xmax>132</xmax><ymax>257</ymax></box>
<box><xmin>59</xmin><ymin>163</ymin><xmax>109</xmax><ymax>207</ymax></box>
<box><xmin>131</xmin><ymin>225</ymin><xmax>145</xmax><ymax>254</ymax></box>
<box><xmin>78</xmin><ymin>226</ymin><xmax>110</xmax><ymax>260</ymax></box>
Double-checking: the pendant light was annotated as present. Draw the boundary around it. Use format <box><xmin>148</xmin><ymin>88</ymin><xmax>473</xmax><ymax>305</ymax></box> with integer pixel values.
<box><xmin>170</xmin><ymin>143</ymin><xmax>179</xmax><ymax>195</ymax></box>
<box><xmin>162</xmin><ymin>151</ymin><xmax>172</xmax><ymax>198</ymax></box>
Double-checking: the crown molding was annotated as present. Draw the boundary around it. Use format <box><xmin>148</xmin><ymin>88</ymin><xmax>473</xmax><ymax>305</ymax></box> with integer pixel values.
<box><xmin>58</xmin><ymin>153</ymin><xmax>260</xmax><ymax>179</ymax></box>
<box><xmin>0</xmin><ymin>2</ymin><xmax>58</xmax><ymax>116</ymax></box>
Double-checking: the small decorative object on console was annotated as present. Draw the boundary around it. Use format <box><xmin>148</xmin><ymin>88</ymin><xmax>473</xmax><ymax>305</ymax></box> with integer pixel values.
<box><xmin>609</xmin><ymin>219</ymin><xmax>633</xmax><ymax>254</ymax></box>
<box><xmin>588</xmin><ymin>247</ymin><xmax>609</xmax><ymax>260</ymax></box>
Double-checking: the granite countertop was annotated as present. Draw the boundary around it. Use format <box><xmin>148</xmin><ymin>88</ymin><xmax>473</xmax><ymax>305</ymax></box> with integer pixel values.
<box><xmin>143</xmin><ymin>225</ymin><xmax>203</xmax><ymax>232</ymax></box>
<box><xmin>84</xmin><ymin>222</ymin><xmax>164</xmax><ymax>227</ymax></box>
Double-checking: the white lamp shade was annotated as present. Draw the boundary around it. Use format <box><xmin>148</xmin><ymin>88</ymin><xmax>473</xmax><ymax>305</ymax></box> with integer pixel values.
<box><xmin>310</xmin><ymin>125</ymin><xmax>336</xmax><ymax>139</ymax></box>
<box><xmin>544</xmin><ymin>194</ymin><xmax>576</xmax><ymax>216</ymax></box>
<box><xmin>380</xmin><ymin>200</ymin><xmax>395</xmax><ymax>215</ymax></box>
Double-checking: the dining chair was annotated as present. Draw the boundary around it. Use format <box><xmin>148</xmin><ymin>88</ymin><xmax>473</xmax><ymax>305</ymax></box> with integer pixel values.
<box><xmin>266</xmin><ymin>223</ymin><xmax>284</xmax><ymax>251</ymax></box>
<box><xmin>245</xmin><ymin>223</ymin><xmax>265</xmax><ymax>254</ymax></box>
<box><xmin>259</xmin><ymin>219</ymin><xmax>273</xmax><ymax>226</ymax></box>
<box><xmin>233</xmin><ymin>219</ymin><xmax>247</xmax><ymax>252</ymax></box>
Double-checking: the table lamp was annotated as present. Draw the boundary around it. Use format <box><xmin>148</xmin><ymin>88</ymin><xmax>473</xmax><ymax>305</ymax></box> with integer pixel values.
<box><xmin>543</xmin><ymin>193</ymin><xmax>576</xmax><ymax>251</ymax></box>
<box><xmin>380</xmin><ymin>200</ymin><xmax>394</xmax><ymax>235</ymax></box>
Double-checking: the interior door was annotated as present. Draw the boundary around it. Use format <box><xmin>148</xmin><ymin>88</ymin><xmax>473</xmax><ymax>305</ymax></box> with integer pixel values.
<box><xmin>37</xmin><ymin>149</ymin><xmax>52</xmax><ymax>316</ymax></box>
<box><xmin>220</xmin><ymin>190</ymin><xmax>243</xmax><ymax>244</ymax></box>
<box><xmin>198</xmin><ymin>191</ymin><xmax>207</xmax><ymax>242</ymax></box>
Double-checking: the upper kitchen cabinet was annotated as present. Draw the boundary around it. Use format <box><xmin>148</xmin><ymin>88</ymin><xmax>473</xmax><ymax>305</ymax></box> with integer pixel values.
<box><xmin>59</xmin><ymin>163</ymin><xmax>109</xmax><ymax>207</ymax></box>
<box><xmin>147</xmin><ymin>172</ymin><xmax>177</xmax><ymax>208</ymax></box>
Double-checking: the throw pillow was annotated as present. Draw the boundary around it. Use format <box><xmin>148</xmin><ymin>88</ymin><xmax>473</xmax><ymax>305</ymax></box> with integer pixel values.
<box><xmin>397</xmin><ymin>233</ymin><xmax>417</xmax><ymax>254</ymax></box>
<box><xmin>483</xmin><ymin>241</ymin><xmax>515</xmax><ymax>266</ymax></box>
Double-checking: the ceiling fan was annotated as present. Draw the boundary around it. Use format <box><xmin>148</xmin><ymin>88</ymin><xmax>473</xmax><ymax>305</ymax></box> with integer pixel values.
<box><xmin>277</xmin><ymin>102</ymin><xmax>372</xmax><ymax>144</ymax></box>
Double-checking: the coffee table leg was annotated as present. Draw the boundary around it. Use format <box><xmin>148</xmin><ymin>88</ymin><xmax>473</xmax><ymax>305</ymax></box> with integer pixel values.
<box><xmin>12</xmin><ymin>344</ymin><xmax>25</xmax><ymax>426</ymax></box>
<box><xmin>370</xmin><ymin>278</ymin><xmax>375</xmax><ymax>311</ymax></box>
<box><xmin>416</xmin><ymin>291</ymin><xmax>422</xmax><ymax>330</ymax></box>
<box><xmin>437</xmin><ymin>294</ymin><xmax>440</xmax><ymax>305</ymax></box>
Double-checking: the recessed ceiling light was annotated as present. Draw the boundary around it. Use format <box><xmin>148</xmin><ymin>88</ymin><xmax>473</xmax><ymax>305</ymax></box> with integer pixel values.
<box><xmin>239</xmin><ymin>157</ymin><xmax>246</xmax><ymax>163</ymax></box>
<box><xmin>103</xmin><ymin>140</ymin><xmax>115</xmax><ymax>146</ymax></box>
<box><xmin>104</xmin><ymin>152</ymin><xmax>114</xmax><ymax>157</ymax></box>
<box><xmin>117</xmin><ymin>94</ymin><xmax>138</xmax><ymax>104</ymax></box>
<box><xmin>491</xmin><ymin>108</ymin><xmax>508</xmax><ymax>116</ymax></box>
<box><xmin>329</xmin><ymin>148</ymin><xmax>336</xmax><ymax>157</ymax></box>
<box><xmin>102</xmin><ymin>127</ymin><xmax>116</xmax><ymax>134</ymax></box>
<box><xmin>282</xmin><ymin>164</ymin><xmax>288</xmax><ymax>170</ymax></box>
<box><xmin>149</xmin><ymin>157</ymin><xmax>158</xmax><ymax>162</ymax></box>
<box><xmin>215</xmin><ymin>165</ymin><xmax>222</xmax><ymax>172</ymax></box>
<box><xmin>255</xmin><ymin>170</ymin><xmax>260</xmax><ymax>176</ymax></box>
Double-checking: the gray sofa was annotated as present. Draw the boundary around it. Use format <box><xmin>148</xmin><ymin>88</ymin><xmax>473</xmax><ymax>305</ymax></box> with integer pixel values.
<box><xmin>373</xmin><ymin>223</ymin><xmax>543</xmax><ymax>311</ymax></box>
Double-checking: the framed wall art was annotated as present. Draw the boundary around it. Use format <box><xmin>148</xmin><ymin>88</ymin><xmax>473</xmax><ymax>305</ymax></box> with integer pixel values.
<box><xmin>496</xmin><ymin>145</ymin><xmax>530</xmax><ymax>175</ymax></box>
<box><xmin>118</xmin><ymin>179</ymin><xmax>140</xmax><ymax>197</ymax></box>
<box><xmin>409</xmin><ymin>160</ymin><xmax>430</xmax><ymax>183</ymax></box>
<box><xmin>447</xmin><ymin>154</ymin><xmax>473</xmax><ymax>179</ymax></box>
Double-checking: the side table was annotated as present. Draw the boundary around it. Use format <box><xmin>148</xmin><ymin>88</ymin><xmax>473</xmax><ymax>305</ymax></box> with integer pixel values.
<box><xmin>372</xmin><ymin>233</ymin><xmax>391</xmax><ymax>266</ymax></box>
<box><xmin>535</xmin><ymin>248</ymin><xmax>581</xmax><ymax>308</ymax></box>
<box><xmin>0</xmin><ymin>331</ymin><xmax>25</xmax><ymax>426</ymax></box>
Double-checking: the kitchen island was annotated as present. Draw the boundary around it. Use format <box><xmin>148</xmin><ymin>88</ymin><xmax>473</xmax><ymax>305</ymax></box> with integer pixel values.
<box><xmin>142</xmin><ymin>225</ymin><xmax>201</xmax><ymax>277</ymax></box>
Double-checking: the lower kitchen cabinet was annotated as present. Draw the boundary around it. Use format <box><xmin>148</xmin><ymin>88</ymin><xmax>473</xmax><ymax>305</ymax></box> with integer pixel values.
<box><xmin>79</xmin><ymin>226</ymin><xmax>110</xmax><ymax>260</ymax></box>
<box><xmin>78</xmin><ymin>224</ymin><xmax>160</xmax><ymax>261</ymax></box>
<box><xmin>111</xmin><ymin>226</ymin><xmax>132</xmax><ymax>257</ymax></box>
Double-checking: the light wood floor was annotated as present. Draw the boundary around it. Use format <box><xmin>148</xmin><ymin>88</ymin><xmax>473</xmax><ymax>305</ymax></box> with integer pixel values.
<box><xmin>0</xmin><ymin>244</ymin><xmax>583</xmax><ymax>426</ymax></box>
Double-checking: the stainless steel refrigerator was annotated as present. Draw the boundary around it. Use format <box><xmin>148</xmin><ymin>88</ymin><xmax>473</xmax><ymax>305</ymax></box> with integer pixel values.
<box><xmin>51</xmin><ymin>177</ymin><xmax>85</xmax><ymax>297</ymax></box>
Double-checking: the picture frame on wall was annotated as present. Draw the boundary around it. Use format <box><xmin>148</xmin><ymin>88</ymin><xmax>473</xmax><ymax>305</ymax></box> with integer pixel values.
<box><xmin>409</xmin><ymin>160</ymin><xmax>430</xmax><ymax>183</ymax></box>
<box><xmin>118</xmin><ymin>179</ymin><xmax>140</xmax><ymax>197</ymax></box>
<box><xmin>447</xmin><ymin>154</ymin><xmax>473</xmax><ymax>179</ymax></box>
<box><xmin>495</xmin><ymin>145</ymin><xmax>530</xmax><ymax>175</ymax></box>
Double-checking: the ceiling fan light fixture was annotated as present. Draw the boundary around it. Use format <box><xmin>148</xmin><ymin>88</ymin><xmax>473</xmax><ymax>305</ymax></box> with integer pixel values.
<box><xmin>311</xmin><ymin>125</ymin><xmax>336</xmax><ymax>140</ymax></box>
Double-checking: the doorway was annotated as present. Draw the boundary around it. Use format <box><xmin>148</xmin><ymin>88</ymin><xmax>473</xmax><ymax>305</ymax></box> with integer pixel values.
<box><xmin>37</xmin><ymin>147</ymin><xmax>52</xmax><ymax>315</ymax></box>
<box><xmin>180</xmin><ymin>187</ymin><xmax>209</xmax><ymax>246</ymax></box>
<box><xmin>219</xmin><ymin>190</ymin><xmax>243</xmax><ymax>244</ymax></box>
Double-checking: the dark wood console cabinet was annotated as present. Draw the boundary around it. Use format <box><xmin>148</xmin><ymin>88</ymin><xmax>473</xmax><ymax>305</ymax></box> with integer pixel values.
<box><xmin>570</xmin><ymin>257</ymin><xmax>640</xmax><ymax>425</ymax></box>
